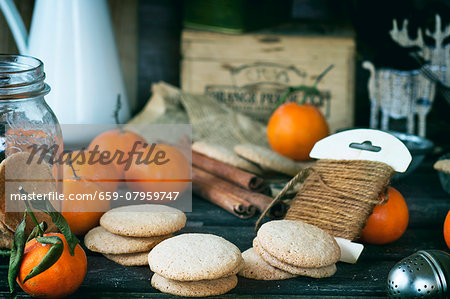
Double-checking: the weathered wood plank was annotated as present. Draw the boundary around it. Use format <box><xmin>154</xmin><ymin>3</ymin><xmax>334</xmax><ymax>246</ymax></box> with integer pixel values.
<box><xmin>0</xmin><ymin>224</ymin><xmax>444</xmax><ymax>298</ymax></box>
<box><xmin>0</xmin><ymin>254</ymin><xmax>395</xmax><ymax>297</ymax></box>
<box><xmin>137</xmin><ymin>0</ymin><xmax>182</xmax><ymax>112</ymax></box>
<box><xmin>0</xmin><ymin>0</ymin><xmax>34</xmax><ymax>54</ymax></box>
<box><xmin>0</xmin><ymin>256</ymin><xmax>397</xmax><ymax>297</ymax></box>
<box><xmin>109</xmin><ymin>0</ymin><xmax>139</xmax><ymax>113</ymax></box>
<box><xmin>0</xmin><ymin>292</ymin><xmax>385</xmax><ymax>299</ymax></box>
<box><xmin>181</xmin><ymin>29</ymin><xmax>355</xmax><ymax>61</ymax></box>
<box><xmin>0</xmin><ymin>160</ymin><xmax>445</xmax><ymax>298</ymax></box>
<box><xmin>394</xmin><ymin>165</ymin><xmax>446</xmax><ymax>196</ymax></box>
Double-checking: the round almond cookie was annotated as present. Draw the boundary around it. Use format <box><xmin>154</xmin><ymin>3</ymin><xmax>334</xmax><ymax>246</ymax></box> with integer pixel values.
<box><xmin>253</xmin><ymin>239</ymin><xmax>337</xmax><ymax>278</ymax></box>
<box><xmin>151</xmin><ymin>274</ymin><xmax>237</xmax><ymax>297</ymax></box>
<box><xmin>238</xmin><ymin>248</ymin><xmax>296</xmax><ymax>280</ymax></box>
<box><xmin>84</xmin><ymin>226</ymin><xmax>171</xmax><ymax>254</ymax></box>
<box><xmin>256</xmin><ymin>220</ymin><xmax>340</xmax><ymax>268</ymax></box>
<box><xmin>434</xmin><ymin>159</ymin><xmax>450</xmax><ymax>173</ymax></box>
<box><xmin>0</xmin><ymin>220</ymin><xmax>13</xmax><ymax>249</ymax></box>
<box><xmin>0</xmin><ymin>152</ymin><xmax>58</xmax><ymax>234</ymax></box>
<box><xmin>104</xmin><ymin>251</ymin><xmax>149</xmax><ymax>266</ymax></box>
<box><xmin>148</xmin><ymin>233</ymin><xmax>243</xmax><ymax>281</ymax></box>
<box><xmin>100</xmin><ymin>204</ymin><xmax>186</xmax><ymax>237</ymax></box>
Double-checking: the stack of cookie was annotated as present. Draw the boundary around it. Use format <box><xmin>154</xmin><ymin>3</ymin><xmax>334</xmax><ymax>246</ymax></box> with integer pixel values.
<box><xmin>0</xmin><ymin>152</ymin><xmax>59</xmax><ymax>245</ymax></box>
<box><xmin>239</xmin><ymin>220</ymin><xmax>340</xmax><ymax>280</ymax></box>
<box><xmin>84</xmin><ymin>204</ymin><xmax>186</xmax><ymax>266</ymax></box>
<box><xmin>149</xmin><ymin>233</ymin><xmax>243</xmax><ymax>297</ymax></box>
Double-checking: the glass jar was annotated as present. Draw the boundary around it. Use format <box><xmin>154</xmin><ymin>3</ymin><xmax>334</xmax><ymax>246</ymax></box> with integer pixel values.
<box><xmin>0</xmin><ymin>54</ymin><xmax>62</xmax><ymax>173</ymax></box>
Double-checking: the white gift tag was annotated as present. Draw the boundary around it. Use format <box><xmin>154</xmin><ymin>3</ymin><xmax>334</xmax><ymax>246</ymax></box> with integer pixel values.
<box><xmin>309</xmin><ymin>129</ymin><xmax>412</xmax><ymax>263</ymax></box>
<box><xmin>310</xmin><ymin>129</ymin><xmax>412</xmax><ymax>173</ymax></box>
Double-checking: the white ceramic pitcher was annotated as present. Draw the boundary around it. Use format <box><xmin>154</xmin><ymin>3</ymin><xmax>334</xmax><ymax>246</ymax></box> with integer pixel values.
<box><xmin>0</xmin><ymin>0</ymin><xmax>130</xmax><ymax>144</ymax></box>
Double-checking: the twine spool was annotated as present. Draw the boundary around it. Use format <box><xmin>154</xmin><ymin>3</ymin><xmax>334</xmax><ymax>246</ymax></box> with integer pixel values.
<box><xmin>256</xmin><ymin>159</ymin><xmax>395</xmax><ymax>241</ymax></box>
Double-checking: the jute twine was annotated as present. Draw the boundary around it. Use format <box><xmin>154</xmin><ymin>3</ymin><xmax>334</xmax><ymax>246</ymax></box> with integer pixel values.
<box><xmin>256</xmin><ymin>159</ymin><xmax>395</xmax><ymax>241</ymax></box>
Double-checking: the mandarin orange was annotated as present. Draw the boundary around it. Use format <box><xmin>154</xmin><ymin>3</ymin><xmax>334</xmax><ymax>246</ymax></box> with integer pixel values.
<box><xmin>88</xmin><ymin>129</ymin><xmax>147</xmax><ymax>179</ymax></box>
<box><xmin>267</xmin><ymin>102</ymin><xmax>329</xmax><ymax>161</ymax></box>
<box><xmin>360</xmin><ymin>187</ymin><xmax>409</xmax><ymax>245</ymax></box>
<box><xmin>125</xmin><ymin>144</ymin><xmax>190</xmax><ymax>195</ymax></box>
<box><xmin>17</xmin><ymin>233</ymin><xmax>87</xmax><ymax>299</ymax></box>
<box><xmin>61</xmin><ymin>153</ymin><xmax>110</xmax><ymax>235</ymax></box>
<box><xmin>444</xmin><ymin>210</ymin><xmax>450</xmax><ymax>249</ymax></box>
<box><xmin>62</xmin><ymin>150</ymin><xmax>119</xmax><ymax>192</ymax></box>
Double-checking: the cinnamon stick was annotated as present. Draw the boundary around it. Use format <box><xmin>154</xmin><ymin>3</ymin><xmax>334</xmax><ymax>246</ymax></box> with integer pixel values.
<box><xmin>192</xmin><ymin>151</ymin><xmax>271</xmax><ymax>195</ymax></box>
<box><xmin>192</xmin><ymin>167</ymin><xmax>285</xmax><ymax>219</ymax></box>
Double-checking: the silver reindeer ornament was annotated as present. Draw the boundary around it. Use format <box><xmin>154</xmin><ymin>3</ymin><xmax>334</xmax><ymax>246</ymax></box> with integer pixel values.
<box><xmin>390</xmin><ymin>15</ymin><xmax>449</xmax><ymax>83</ymax></box>
<box><xmin>363</xmin><ymin>15</ymin><xmax>450</xmax><ymax>137</ymax></box>
<box><xmin>363</xmin><ymin>62</ymin><xmax>435</xmax><ymax>137</ymax></box>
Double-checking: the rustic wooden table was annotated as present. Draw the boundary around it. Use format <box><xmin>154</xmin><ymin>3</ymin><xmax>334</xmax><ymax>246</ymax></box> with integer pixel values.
<box><xmin>1</xmin><ymin>158</ymin><xmax>448</xmax><ymax>298</ymax></box>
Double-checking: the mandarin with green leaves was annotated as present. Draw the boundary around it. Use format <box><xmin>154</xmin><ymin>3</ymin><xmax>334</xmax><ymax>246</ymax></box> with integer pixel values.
<box><xmin>17</xmin><ymin>233</ymin><xmax>87</xmax><ymax>299</ymax></box>
<box><xmin>267</xmin><ymin>65</ymin><xmax>332</xmax><ymax>161</ymax></box>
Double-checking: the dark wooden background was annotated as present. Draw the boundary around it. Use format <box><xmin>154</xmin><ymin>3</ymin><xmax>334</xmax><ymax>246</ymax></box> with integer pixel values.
<box><xmin>136</xmin><ymin>0</ymin><xmax>450</xmax><ymax>148</ymax></box>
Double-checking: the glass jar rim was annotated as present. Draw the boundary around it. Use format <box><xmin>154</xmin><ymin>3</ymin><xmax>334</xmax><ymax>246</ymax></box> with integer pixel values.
<box><xmin>0</xmin><ymin>54</ymin><xmax>43</xmax><ymax>74</ymax></box>
<box><xmin>0</xmin><ymin>54</ymin><xmax>50</xmax><ymax>100</ymax></box>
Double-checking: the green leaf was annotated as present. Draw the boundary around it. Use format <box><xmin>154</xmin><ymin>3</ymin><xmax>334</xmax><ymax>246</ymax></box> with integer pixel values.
<box><xmin>26</xmin><ymin>222</ymin><xmax>48</xmax><ymax>243</ymax></box>
<box><xmin>8</xmin><ymin>214</ymin><xmax>27</xmax><ymax>298</ymax></box>
<box><xmin>45</xmin><ymin>211</ymin><xmax>79</xmax><ymax>256</ymax></box>
<box><xmin>24</xmin><ymin>200</ymin><xmax>43</xmax><ymax>237</ymax></box>
<box><xmin>276</xmin><ymin>64</ymin><xmax>333</xmax><ymax>109</ymax></box>
<box><xmin>27</xmin><ymin>193</ymin><xmax>79</xmax><ymax>256</ymax></box>
<box><xmin>22</xmin><ymin>236</ymin><xmax>64</xmax><ymax>284</ymax></box>
<box><xmin>312</xmin><ymin>64</ymin><xmax>334</xmax><ymax>87</ymax></box>
<box><xmin>0</xmin><ymin>250</ymin><xmax>11</xmax><ymax>256</ymax></box>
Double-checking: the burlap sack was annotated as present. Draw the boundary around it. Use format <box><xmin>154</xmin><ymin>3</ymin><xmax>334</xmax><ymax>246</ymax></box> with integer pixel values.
<box><xmin>126</xmin><ymin>82</ymin><xmax>268</xmax><ymax>150</ymax></box>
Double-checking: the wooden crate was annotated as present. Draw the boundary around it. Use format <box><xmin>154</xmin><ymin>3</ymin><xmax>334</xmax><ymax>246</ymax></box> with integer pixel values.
<box><xmin>181</xmin><ymin>27</ymin><xmax>356</xmax><ymax>132</ymax></box>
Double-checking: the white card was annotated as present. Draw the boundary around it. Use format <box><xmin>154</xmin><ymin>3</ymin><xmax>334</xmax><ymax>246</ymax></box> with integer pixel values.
<box><xmin>310</xmin><ymin>129</ymin><xmax>412</xmax><ymax>173</ymax></box>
